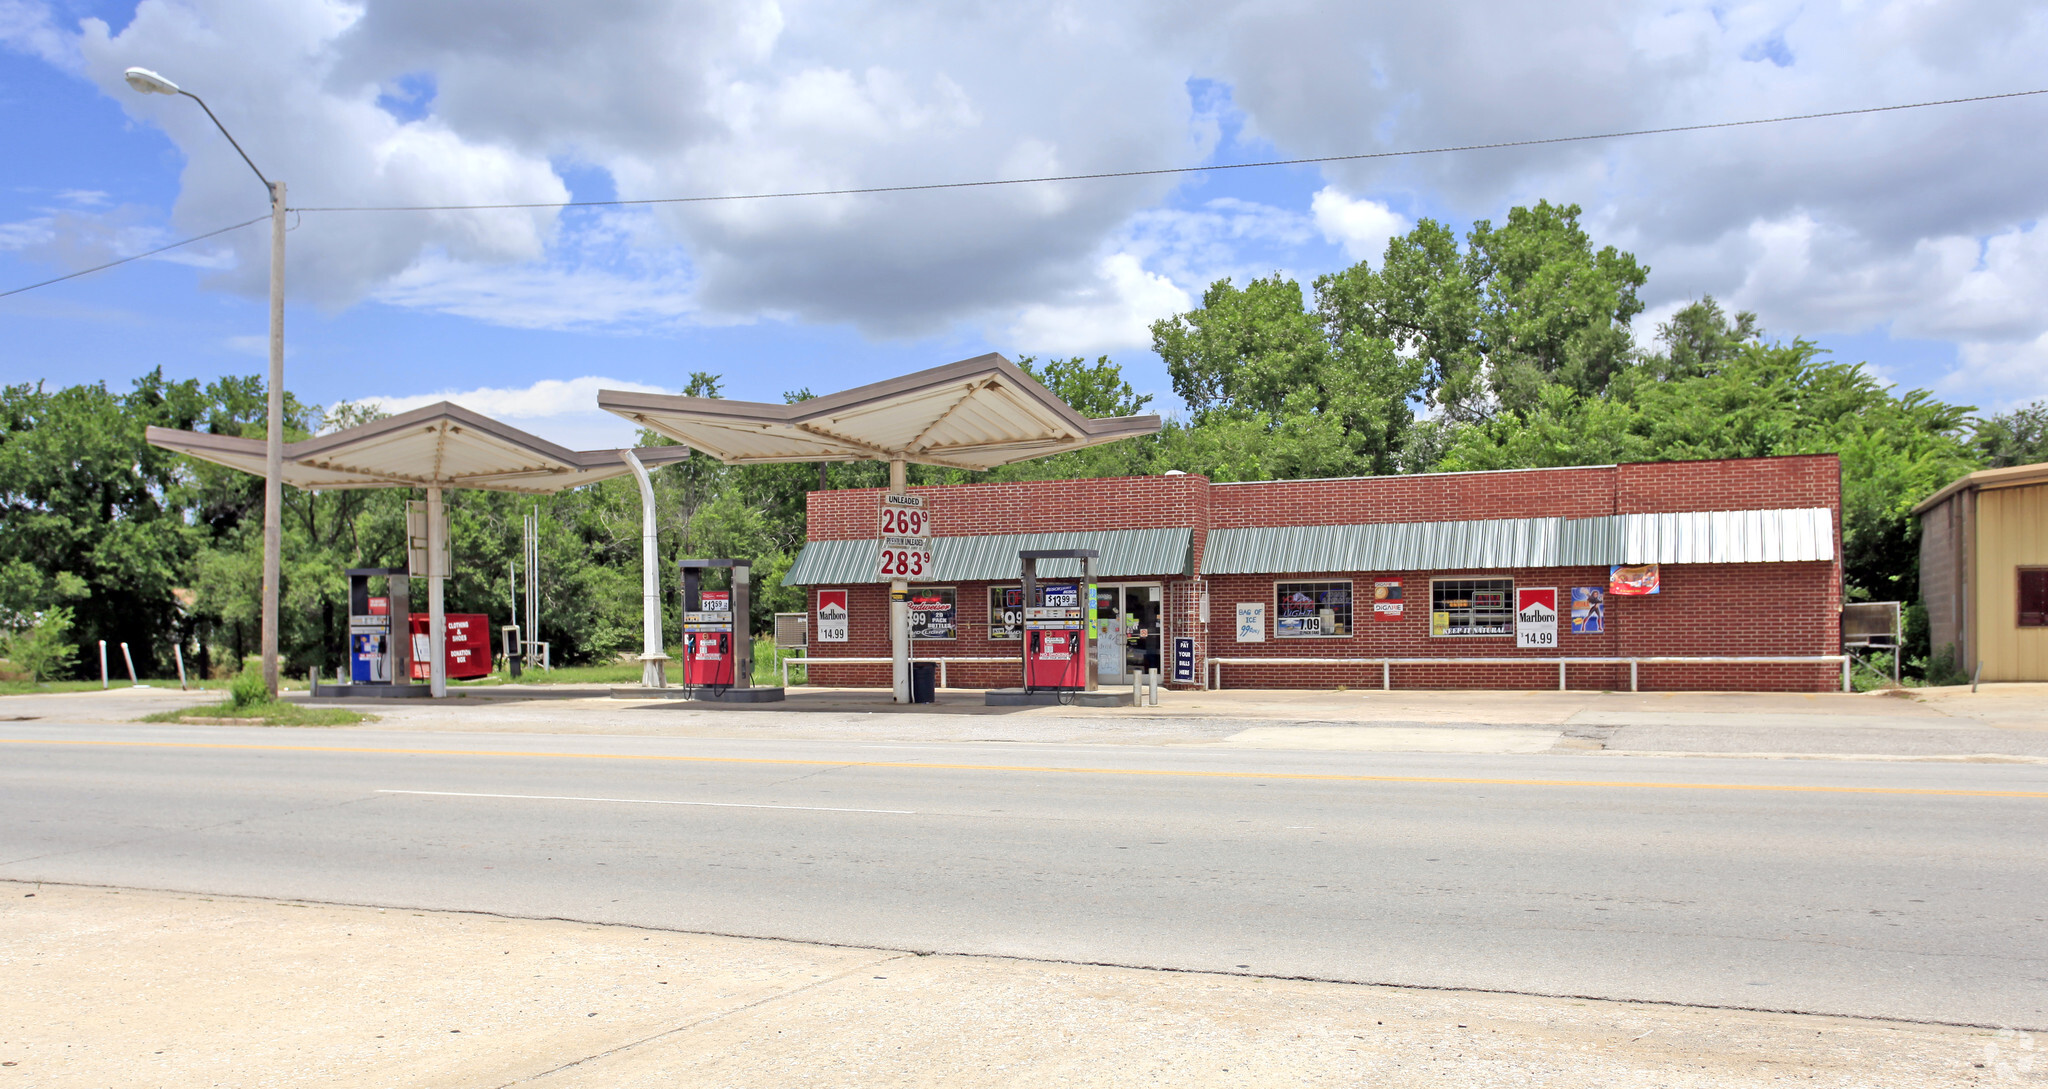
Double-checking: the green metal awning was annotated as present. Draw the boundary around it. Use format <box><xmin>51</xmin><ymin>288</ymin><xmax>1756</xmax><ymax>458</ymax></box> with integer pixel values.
<box><xmin>1199</xmin><ymin>507</ymin><xmax>1833</xmax><ymax>575</ymax></box>
<box><xmin>784</xmin><ymin>528</ymin><xmax>1193</xmax><ymax>586</ymax></box>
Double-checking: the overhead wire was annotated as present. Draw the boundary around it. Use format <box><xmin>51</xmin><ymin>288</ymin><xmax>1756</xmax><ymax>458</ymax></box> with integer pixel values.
<box><xmin>0</xmin><ymin>214</ymin><xmax>268</xmax><ymax>300</ymax></box>
<box><xmin>292</xmin><ymin>87</ymin><xmax>2048</xmax><ymax>213</ymax></box>
<box><xmin>3</xmin><ymin>86</ymin><xmax>2043</xmax><ymax>299</ymax></box>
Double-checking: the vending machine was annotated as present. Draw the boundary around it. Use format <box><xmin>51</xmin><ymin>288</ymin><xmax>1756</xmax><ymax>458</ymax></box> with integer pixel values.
<box><xmin>1017</xmin><ymin>547</ymin><xmax>1100</xmax><ymax>694</ymax></box>
<box><xmin>678</xmin><ymin>560</ymin><xmax>750</xmax><ymax>692</ymax></box>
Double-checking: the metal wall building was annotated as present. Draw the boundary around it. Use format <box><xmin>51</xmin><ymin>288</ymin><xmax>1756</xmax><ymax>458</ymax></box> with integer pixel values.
<box><xmin>1915</xmin><ymin>462</ymin><xmax>2048</xmax><ymax>682</ymax></box>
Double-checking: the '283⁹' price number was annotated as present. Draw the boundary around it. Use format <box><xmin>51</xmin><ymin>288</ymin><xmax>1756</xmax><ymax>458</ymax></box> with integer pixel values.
<box><xmin>878</xmin><ymin>547</ymin><xmax>932</xmax><ymax>577</ymax></box>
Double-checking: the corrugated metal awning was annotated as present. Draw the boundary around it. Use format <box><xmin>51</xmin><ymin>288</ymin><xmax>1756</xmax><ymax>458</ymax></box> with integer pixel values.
<box><xmin>784</xmin><ymin>528</ymin><xmax>1193</xmax><ymax>586</ymax></box>
<box><xmin>1200</xmin><ymin>508</ymin><xmax>1833</xmax><ymax>575</ymax></box>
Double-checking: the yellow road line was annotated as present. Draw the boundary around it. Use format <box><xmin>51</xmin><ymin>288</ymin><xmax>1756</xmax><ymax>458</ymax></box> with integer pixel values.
<box><xmin>3</xmin><ymin>737</ymin><xmax>2043</xmax><ymax>798</ymax></box>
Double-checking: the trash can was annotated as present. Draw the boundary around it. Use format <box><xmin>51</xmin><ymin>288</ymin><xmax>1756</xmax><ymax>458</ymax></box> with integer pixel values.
<box><xmin>911</xmin><ymin>661</ymin><xmax>938</xmax><ymax>704</ymax></box>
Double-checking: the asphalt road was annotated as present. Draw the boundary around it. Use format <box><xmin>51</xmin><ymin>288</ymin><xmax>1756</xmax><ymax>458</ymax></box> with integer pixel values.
<box><xmin>4</xmin><ymin>723</ymin><xmax>2043</xmax><ymax>1028</ymax></box>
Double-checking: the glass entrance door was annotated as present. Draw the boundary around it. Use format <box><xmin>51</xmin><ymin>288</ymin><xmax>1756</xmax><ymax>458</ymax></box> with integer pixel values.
<box><xmin>1095</xmin><ymin>583</ymin><xmax>1162</xmax><ymax>682</ymax></box>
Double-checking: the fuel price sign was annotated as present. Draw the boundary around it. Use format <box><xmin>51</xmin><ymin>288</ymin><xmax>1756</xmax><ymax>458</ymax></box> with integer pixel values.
<box><xmin>878</xmin><ymin>493</ymin><xmax>934</xmax><ymax>579</ymax></box>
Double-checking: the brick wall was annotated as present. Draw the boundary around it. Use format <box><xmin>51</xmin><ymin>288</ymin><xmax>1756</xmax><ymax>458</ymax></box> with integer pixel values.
<box><xmin>797</xmin><ymin>455</ymin><xmax>1844</xmax><ymax>692</ymax></box>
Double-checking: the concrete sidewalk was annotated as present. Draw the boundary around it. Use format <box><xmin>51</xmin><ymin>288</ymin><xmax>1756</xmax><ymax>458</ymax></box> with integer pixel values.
<box><xmin>7</xmin><ymin>681</ymin><xmax>2045</xmax><ymax>760</ymax></box>
<box><xmin>1</xmin><ymin>880</ymin><xmax>2018</xmax><ymax>1088</ymax></box>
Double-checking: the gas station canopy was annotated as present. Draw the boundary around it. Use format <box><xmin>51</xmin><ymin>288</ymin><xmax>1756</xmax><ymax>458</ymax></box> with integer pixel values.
<box><xmin>596</xmin><ymin>353</ymin><xmax>1162</xmax><ymax>470</ymax></box>
<box><xmin>145</xmin><ymin>401</ymin><xmax>691</xmax><ymax>491</ymax></box>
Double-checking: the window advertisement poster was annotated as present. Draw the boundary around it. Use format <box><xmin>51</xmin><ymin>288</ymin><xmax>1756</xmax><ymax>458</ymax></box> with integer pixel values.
<box><xmin>817</xmin><ymin>589</ymin><xmax>849</xmax><ymax>642</ymax></box>
<box><xmin>908</xmin><ymin>587</ymin><xmax>956</xmax><ymax>640</ymax></box>
<box><xmin>1570</xmin><ymin>587</ymin><xmax>1605</xmax><ymax>633</ymax></box>
<box><xmin>988</xmin><ymin>586</ymin><xmax>1024</xmax><ymax>639</ymax></box>
<box><xmin>1515</xmin><ymin>588</ymin><xmax>1558</xmax><ymax>649</ymax></box>
<box><xmin>1235</xmin><ymin>602</ymin><xmax>1266</xmax><ymax>642</ymax></box>
<box><xmin>1276</xmin><ymin>585</ymin><xmax>1321</xmax><ymax>637</ymax></box>
<box><xmin>1609</xmin><ymin>564</ymin><xmax>1662</xmax><ymax>596</ymax></box>
<box><xmin>1373</xmin><ymin>578</ymin><xmax>1404</xmax><ymax>620</ymax></box>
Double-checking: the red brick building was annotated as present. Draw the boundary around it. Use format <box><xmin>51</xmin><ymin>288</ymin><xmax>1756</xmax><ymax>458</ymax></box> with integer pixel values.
<box><xmin>784</xmin><ymin>455</ymin><xmax>1844</xmax><ymax>692</ymax></box>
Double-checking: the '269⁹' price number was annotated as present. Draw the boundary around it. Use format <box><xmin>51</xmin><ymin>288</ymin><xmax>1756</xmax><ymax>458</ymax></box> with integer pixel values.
<box><xmin>879</xmin><ymin>506</ymin><xmax>929</xmax><ymax>538</ymax></box>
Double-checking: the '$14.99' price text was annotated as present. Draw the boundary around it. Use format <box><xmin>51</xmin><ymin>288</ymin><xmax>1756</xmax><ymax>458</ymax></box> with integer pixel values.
<box><xmin>879</xmin><ymin>547</ymin><xmax>933</xmax><ymax>578</ymax></box>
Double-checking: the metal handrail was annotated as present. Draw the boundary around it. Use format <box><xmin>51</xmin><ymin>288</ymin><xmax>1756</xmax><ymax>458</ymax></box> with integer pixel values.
<box><xmin>1204</xmin><ymin>655</ymin><xmax>1851</xmax><ymax>693</ymax></box>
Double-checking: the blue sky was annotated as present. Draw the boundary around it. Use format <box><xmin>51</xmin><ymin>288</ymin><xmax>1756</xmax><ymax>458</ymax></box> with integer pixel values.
<box><xmin>5</xmin><ymin>0</ymin><xmax>2045</xmax><ymax>449</ymax></box>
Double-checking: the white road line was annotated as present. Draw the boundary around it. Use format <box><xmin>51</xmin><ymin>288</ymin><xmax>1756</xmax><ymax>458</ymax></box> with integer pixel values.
<box><xmin>374</xmin><ymin>790</ymin><xmax>914</xmax><ymax>815</ymax></box>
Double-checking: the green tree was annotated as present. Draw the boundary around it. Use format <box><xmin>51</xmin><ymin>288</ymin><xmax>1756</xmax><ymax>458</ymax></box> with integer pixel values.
<box><xmin>1975</xmin><ymin>399</ymin><xmax>2048</xmax><ymax>467</ymax></box>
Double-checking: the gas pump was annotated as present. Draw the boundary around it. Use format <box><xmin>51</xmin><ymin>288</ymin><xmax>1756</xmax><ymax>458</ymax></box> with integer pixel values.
<box><xmin>317</xmin><ymin>567</ymin><xmax>426</xmax><ymax>698</ymax></box>
<box><xmin>678</xmin><ymin>559</ymin><xmax>750</xmax><ymax>692</ymax></box>
<box><xmin>1018</xmin><ymin>548</ymin><xmax>1100</xmax><ymax>694</ymax></box>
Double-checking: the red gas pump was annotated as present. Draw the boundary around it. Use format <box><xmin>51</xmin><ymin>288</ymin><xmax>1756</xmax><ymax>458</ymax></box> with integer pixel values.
<box><xmin>1018</xmin><ymin>546</ymin><xmax>1098</xmax><ymax>694</ymax></box>
<box><xmin>678</xmin><ymin>564</ymin><xmax>746</xmax><ymax>691</ymax></box>
<box><xmin>1024</xmin><ymin>626</ymin><xmax>1085</xmax><ymax>688</ymax></box>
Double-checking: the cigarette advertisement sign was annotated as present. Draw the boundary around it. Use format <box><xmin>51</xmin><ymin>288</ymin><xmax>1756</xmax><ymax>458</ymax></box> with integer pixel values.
<box><xmin>1515</xmin><ymin>588</ymin><xmax>1558</xmax><ymax>649</ymax></box>
<box><xmin>877</xmin><ymin>493</ymin><xmax>934</xmax><ymax>579</ymax></box>
<box><xmin>816</xmin><ymin>589</ymin><xmax>849</xmax><ymax>642</ymax></box>
<box><xmin>1570</xmin><ymin>587</ymin><xmax>1605</xmax><ymax>634</ymax></box>
<box><xmin>1372</xmin><ymin>579</ymin><xmax>1404</xmax><ymax>621</ymax></box>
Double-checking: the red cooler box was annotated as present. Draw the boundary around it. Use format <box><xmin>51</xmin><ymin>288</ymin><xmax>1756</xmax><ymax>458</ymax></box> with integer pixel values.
<box><xmin>409</xmin><ymin>613</ymin><xmax>495</xmax><ymax>680</ymax></box>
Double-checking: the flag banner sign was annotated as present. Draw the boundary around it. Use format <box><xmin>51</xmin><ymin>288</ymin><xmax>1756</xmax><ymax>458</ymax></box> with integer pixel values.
<box><xmin>817</xmin><ymin>589</ymin><xmax>849</xmax><ymax>642</ymax></box>
<box><xmin>1373</xmin><ymin>579</ymin><xmax>1404</xmax><ymax>620</ymax></box>
<box><xmin>1235</xmin><ymin>602</ymin><xmax>1266</xmax><ymax>642</ymax></box>
<box><xmin>1173</xmin><ymin>637</ymin><xmax>1197</xmax><ymax>684</ymax></box>
<box><xmin>1570</xmin><ymin>587</ymin><xmax>1605</xmax><ymax>633</ymax></box>
<box><xmin>1515</xmin><ymin>588</ymin><xmax>1559</xmax><ymax>648</ymax></box>
<box><xmin>908</xmin><ymin>587</ymin><xmax>956</xmax><ymax>640</ymax></box>
<box><xmin>1609</xmin><ymin>564</ymin><xmax>1662</xmax><ymax>596</ymax></box>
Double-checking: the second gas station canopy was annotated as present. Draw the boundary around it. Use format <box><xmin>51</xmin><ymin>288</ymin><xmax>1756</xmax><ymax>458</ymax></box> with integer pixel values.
<box><xmin>597</xmin><ymin>353</ymin><xmax>1161</xmax><ymax>469</ymax></box>
<box><xmin>145</xmin><ymin>401</ymin><xmax>691</xmax><ymax>490</ymax></box>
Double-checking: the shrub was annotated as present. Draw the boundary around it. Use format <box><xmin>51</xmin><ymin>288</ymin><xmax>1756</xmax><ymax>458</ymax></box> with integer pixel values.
<box><xmin>230</xmin><ymin>663</ymin><xmax>271</xmax><ymax>708</ymax></box>
<box><xmin>2</xmin><ymin>607</ymin><xmax>80</xmax><ymax>682</ymax></box>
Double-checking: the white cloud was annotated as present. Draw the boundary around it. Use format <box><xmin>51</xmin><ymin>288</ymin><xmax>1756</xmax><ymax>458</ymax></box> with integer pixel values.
<box><xmin>1311</xmin><ymin>188</ymin><xmax>1409</xmax><ymax>265</ymax></box>
<box><xmin>371</xmin><ymin>253</ymin><xmax>697</xmax><ymax>331</ymax></box>
<box><xmin>339</xmin><ymin>376</ymin><xmax>678</xmax><ymax>450</ymax></box>
<box><xmin>1005</xmin><ymin>252</ymin><xmax>1192</xmax><ymax>356</ymax></box>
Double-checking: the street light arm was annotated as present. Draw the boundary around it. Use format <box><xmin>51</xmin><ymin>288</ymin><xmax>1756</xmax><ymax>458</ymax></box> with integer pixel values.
<box><xmin>176</xmin><ymin>89</ymin><xmax>271</xmax><ymax>191</ymax></box>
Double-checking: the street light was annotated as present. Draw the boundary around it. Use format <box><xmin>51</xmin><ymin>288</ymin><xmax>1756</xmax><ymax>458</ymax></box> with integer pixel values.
<box><xmin>126</xmin><ymin>66</ymin><xmax>287</xmax><ymax>697</ymax></box>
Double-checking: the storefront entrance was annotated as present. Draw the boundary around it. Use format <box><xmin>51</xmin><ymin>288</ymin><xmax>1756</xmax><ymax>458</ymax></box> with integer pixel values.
<box><xmin>1094</xmin><ymin>583</ymin><xmax>1163</xmax><ymax>682</ymax></box>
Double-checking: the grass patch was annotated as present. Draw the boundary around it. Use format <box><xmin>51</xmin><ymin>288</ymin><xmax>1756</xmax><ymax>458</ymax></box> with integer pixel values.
<box><xmin>457</xmin><ymin>638</ymin><xmax>803</xmax><ymax>688</ymax></box>
<box><xmin>141</xmin><ymin>699</ymin><xmax>372</xmax><ymax>726</ymax></box>
<box><xmin>0</xmin><ymin>678</ymin><xmax>305</xmax><ymax>697</ymax></box>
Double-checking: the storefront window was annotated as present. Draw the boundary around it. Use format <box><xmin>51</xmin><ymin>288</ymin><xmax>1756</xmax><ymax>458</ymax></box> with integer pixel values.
<box><xmin>1274</xmin><ymin>581</ymin><xmax>1352</xmax><ymax>637</ymax></box>
<box><xmin>1431</xmin><ymin>578</ymin><xmax>1514</xmax><ymax>637</ymax></box>
<box><xmin>2021</xmin><ymin>568</ymin><xmax>2048</xmax><ymax>628</ymax></box>
<box><xmin>908</xmin><ymin>586</ymin><xmax>956</xmax><ymax>640</ymax></box>
<box><xmin>988</xmin><ymin>586</ymin><xmax>1023</xmax><ymax>640</ymax></box>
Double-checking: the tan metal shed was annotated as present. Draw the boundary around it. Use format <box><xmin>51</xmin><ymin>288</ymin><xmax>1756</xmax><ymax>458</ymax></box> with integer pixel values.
<box><xmin>1914</xmin><ymin>462</ymin><xmax>2048</xmax><ymax>682</ymax></box>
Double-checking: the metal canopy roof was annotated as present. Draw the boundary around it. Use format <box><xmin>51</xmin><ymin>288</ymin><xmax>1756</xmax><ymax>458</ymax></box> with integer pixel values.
<box><xmin>598</xmin><ymin>353</ymin><xmax>1163</xmax><ymax>471</ymax></box>
<box><xmin>1910</xmin><ymin>460</ymin><xmax>2048</xmax><ymax>515</ymax></box>
<box><xmin>784</xmin><ymin>529</ymin><xmax>1193</xmax><ymax>586</ymax></box>
<box><xmin>1200</xmin><ymin>508</ymin><xmax>1834</xmax><ymax>575</ymax></box>
<box><xmin>145</xmin><ymin>401</ymin><xmax>692</xmax><ymax>494</ymax></box>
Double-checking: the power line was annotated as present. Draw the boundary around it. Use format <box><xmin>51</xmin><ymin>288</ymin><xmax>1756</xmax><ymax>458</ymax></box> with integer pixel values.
<box><xmin>0</xmin><ymin>214</ymin><xmax>268</xmax><ymax>300</ymax></box>
<box><xmin>292</xmin><ymin>87</ymin><xmax>2048</xmax><ymax>214</ymax></box>
<box><xmin>6</xmin><ymin>86</ymin><xmax>2042</xmax><ymax>299</ymax></box>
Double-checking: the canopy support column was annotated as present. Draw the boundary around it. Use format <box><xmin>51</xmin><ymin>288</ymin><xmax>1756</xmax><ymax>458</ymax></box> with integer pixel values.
<box><xmin>427</xmin><ymin>484</ymin><xmax>447</xmax><ymax>698</ymax></box>
<box><xmin>890</xmin><ymin>456</ymin><xmax>909</xmax><ymax>704</ymax></box>
<box><xmin>621</xmin><ymin>450</ymin><xmax>669</xmax><ymax>688</ymax></box>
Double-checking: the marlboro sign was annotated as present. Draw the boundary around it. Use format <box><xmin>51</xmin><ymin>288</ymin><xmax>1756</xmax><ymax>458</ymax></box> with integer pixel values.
<box><xmin>1515</xmin><ymin>588</ymin><xmax>1558</xmax><ymax>649</ymax></box>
